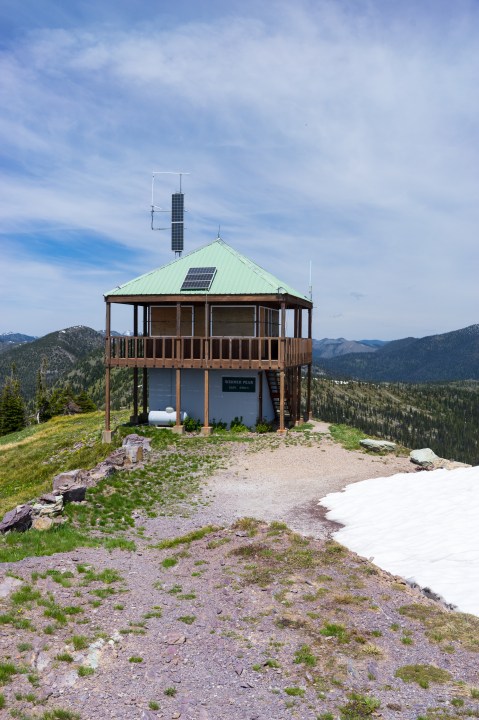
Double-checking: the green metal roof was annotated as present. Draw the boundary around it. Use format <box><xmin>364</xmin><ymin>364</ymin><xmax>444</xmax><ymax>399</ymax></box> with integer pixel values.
<box><xmin>105</xmin><ymin>238</ymin><xmax>309</xmax><ymax>302</ymax></box>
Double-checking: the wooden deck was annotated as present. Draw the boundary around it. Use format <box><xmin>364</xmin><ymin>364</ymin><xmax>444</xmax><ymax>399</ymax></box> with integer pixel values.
<box><xmin>106</xmin><ymin>336</ymin><xmax>312</xmax><ymax>370</ymax></box>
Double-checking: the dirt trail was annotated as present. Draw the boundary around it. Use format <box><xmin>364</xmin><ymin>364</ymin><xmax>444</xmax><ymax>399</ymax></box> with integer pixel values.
<box><xmin>198</xmin><ymin>422</ymin><xmax>412</xmax><ymax>538</ymax></box>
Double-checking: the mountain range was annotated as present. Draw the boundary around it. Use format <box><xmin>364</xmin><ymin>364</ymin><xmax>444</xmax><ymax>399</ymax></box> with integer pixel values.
<box><xmin>1</xmin><ymin>324</ymin><xmax>478</xmax><ymax>406</ymax></box>
<box><xmin>315</xmin><ymin>324</ymin><xmax>479</xmax><ymax>382</ymax></box>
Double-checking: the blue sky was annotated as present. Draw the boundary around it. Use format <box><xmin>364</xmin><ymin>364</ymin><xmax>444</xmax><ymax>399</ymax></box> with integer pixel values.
<box><xmin>1</xmin><ymin>0</ymin><xmax>478</xmax><ymax>340</ymax></box>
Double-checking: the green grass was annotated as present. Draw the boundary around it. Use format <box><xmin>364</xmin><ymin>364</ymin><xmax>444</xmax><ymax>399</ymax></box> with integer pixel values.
<box><xmin>0</xmin><ymin>412</ymin><xmax>128</xmax><ymax>515</ymax></box>
<box><xmin>395</xmin><ymin>664</ymin><xmax>451</xmax><ymax>689</ymax></box>
<box><xmin>339</xmin><ymin>692</ymin><xmax>381</xmax><ymax>719</ymax></box>
<box><xmin>77</xmin><ymin>666</ymin><xmax>94</xmax><ymax>677</ymax></box>
<box><xmin>329</xmin><ymin>424</ymin><xmax>366</xmax><ymax>450</ymax></box>
<box><xmin>284</xmin><ymin>687</ymin><xmax>305</xmax><ymax>697</ymax></box>
<box><xmin>293</xmin><ymin>644</ymin><xmax>316</xmax><ymax>667</ymax></box>
<box><xmin>55</xmin><ymin>653</ymin><xmax>74</xmax><ymax>663</ymax></box>
<box><xmin>0</xmin><ymin>661</ymin><xmax>19</xmax><ymax>684</ymax></box>
<box><xmin>398</xmin><ymin>603</ymin><xmax>479</xmax><ymax>652</ymax></box>
<box><xmin>0</xmin><ymin>524</ymin><xmax>100</xmax><ymax>563</ymax></box>
<box><xmin>154</xmin><ymin>525</ymin><xmax>220</xmax><ymax>549</ymax></box>
<box><xmin>177</xmin><ymin>615</ymin><xmax>196</xmax><ymax>625</ymax></box>
<box><xmin>71</xmin><ymin>635</ymin><xmax>89</xmax><ymax>651</ymax></box>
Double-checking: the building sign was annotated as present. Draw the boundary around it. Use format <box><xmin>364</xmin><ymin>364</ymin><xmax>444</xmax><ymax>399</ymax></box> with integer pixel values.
<box><xmin>222</xmin><ymin>377</ymin><xmax>256</xmax><ymax>393</ymax></box>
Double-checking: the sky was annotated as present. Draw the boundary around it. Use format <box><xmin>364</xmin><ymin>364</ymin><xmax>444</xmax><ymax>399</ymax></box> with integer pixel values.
<box><xmin>321</xmin><ymin>465</ymin><xmax>479</xmax><ymax>617</ymax></box>
<box><xmin>1</xmin><ymin>0</ymin><xmax>478</xmax><ymax>341</ymax></box>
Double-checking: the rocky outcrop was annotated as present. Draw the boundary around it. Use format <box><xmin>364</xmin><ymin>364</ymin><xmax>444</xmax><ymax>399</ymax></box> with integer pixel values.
<box><xmin>0</xmin><ymin>432</ymin><xmax>152</xmax><ymax>534</ymax></box>
<box><xmin>0</xmin><ymin>504</ymin><xmax>32</xmax><ymax>533</ymax></box>
<box><xmin>360</xmin><ymin>439</ymin><xmax>396</xmax><ymax>452</ymax></box>
<box><xmin>410</xmin><ymin>447</ymin><xmax>471</xmax><ymax>470</ymax></box>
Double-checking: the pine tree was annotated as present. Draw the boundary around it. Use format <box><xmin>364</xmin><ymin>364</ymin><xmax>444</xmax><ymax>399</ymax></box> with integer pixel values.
<box><xmin>75</xmin><ymin>390</ymin><xmax>97</xmax><ymax>412</ymax></box>
<box><xmin>35</xmin><ymin>356</ymin><xmax>52</xmax><ymax>423</ymax></box>
<box><xmin>0</xmin><ymin>364</ymin><xmax>26</xmax><ymax>435</ymax></box>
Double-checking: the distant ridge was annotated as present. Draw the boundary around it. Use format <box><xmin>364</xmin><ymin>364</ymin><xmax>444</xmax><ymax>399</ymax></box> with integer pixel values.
<box><xmin>312</xmin><ymin>338</ymin><xmax>383</xmax><ymax>360</ymax></box>
<box><xmin>0</xmin><ymin>332</ymin><xmax>37</xmax><ymax>354</ymax></box>
<box><xmin>316</xmin><ymin>324</ymin><xmax>479</xmax><ymax>382</ymax></box>
<box><xmin>0</xmin><ymin>326</ymin><xmax>105</xmax><ymax>399</ymax></box>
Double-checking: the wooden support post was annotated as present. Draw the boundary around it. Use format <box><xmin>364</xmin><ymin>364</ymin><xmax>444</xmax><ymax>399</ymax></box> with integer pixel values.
<box><xmin>278</xmin><ymin>368</ymin><xmax>286</xmax><ymax>434</ymax></box>
<box><xmin>307</xmin><ymin>307</ymin><xmax>313</xmax><ymax>421</ymax></box>
<box><xmin>296</xmin><ymin>365</ymin><xmax>303</xmax><ymax>425</ymax></box>
<box><xmin>173</xmin><ymin>368</ymin><xmax>184</xmax><ymax>434</ymax></box>
<box><xmin>102</xmin><ymin>301</ymin><xmax>112</xmax><ymax>443</ymax></box>
<box><xmin>172</xmin><ymin>303</ymin><xmax>184</xmax><ymax>433</ymax></box>
<box><xmin>140</xmin><ymin>305</ymin><xmax>148</xmax><ymax>422</ymax></box>
<box><xmin>307</xmin><ymin>363</ymin><xmax>313</xmax><ymax>421</ymax></box>
<box><xmin>258</xmin><ymin>370</ymin><xmax>263</xmax><ymax>423</ymax></box>
<box><xmin>201</xmin><ymin>369</ymin><xmax>212</xmax><ymax>435</ymax></box>
<box><xmin>142</xmin><ymin>368</ymin><xmax>148</xmax><ymax>421</ymax></box>
<box><xmin>131</xmin><ymin>304</ymin><xmax>139</xmax><ymax>424</ymax></box>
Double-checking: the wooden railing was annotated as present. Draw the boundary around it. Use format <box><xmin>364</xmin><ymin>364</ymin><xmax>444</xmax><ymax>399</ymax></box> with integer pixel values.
<box><xmin>106</xmin><ymin>336</ymin><xmax>312</xmax><ymax>369</ymax></box>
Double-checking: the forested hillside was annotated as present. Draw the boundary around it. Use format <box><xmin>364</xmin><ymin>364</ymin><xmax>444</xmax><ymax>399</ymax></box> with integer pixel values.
<box><xmin>55</xmin><ymin>348</ymin><xmax>132</xmax><ymax>410</ymax></box>
<box><xmin>0</xmin><ymin>326</ymin><xmax>105</xmax><ymax>399</ymax></box>
<box><xmin>311</xmin><ymin>377</ymin><xmax>479</xmax><ymax>465</ymax></box>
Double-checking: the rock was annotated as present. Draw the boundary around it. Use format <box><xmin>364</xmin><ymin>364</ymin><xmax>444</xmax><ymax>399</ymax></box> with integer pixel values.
<box><xmin>31</xmin><ymin>496</ymin><xmax>63</xmax><ymax>517</ymax></box>
<box><xmin>0</xmin><ymin>576</ymin><xmax>22</xmax><ymax>597</ymax></box>
<box><xmin>165</xmin><ymin>633</ymin><xmax>186</xmax><ymax>645</ymax></box>
<box><xmin>0</xmin><ymin>504</ymin><xmax>32</xmax><ymax>533</ymax></box>
<box><xmin>53</xmin><ymin>469</ymin><xmax>87</xmax><ymax>491</ymax></box>
<box><xmin>87</xmin><ymin>461</ymin><xmax>116</xmax><ymax>483</ymax></box>
<box><xmin>105</xmin><ymin>448</ymin><xmax>127</xmax><ymax>467</ymax></box>
<box><xmin>410</xmin><ymin>448</ymin><xmax>440</xmax><ymax>467</ymax></box>
<box><xmin>123</xmin><ymin>433</ymin><xmax>151</xmax><ymax>453</ymax></box>
<box><xmin>32</xmin><ymin>516</ymin><xmax>54</xmax><ymax>531</ymax></box>
<box><xmin>59</xmin><ymin>484</ymin><xmax>86</xmax><ymax>504</ymax></box>
<box><xmin>360</xmin><ymin>439</ymin><xmax>396</xmax><ymax>452</ymax></box>
<box><xmin>39</xmin><ymin>492</ymin><xmax>60</xmax><ymax>504</ymax></box>
<box><xmin>125</xmin><ymin>444</ymin><xmax>143</xmax><ymax>463</ymax></box>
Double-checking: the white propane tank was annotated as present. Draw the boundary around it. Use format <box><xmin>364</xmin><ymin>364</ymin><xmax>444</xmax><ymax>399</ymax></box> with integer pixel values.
<box><xmin>148</xmin><ymin>408</ymin><xmax>188</xmax><ymax>426</ymax></box>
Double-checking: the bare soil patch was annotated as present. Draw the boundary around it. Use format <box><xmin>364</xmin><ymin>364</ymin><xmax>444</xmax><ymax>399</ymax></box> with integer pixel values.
<box><xmin>1</xmin><ymin>422</ymin><xmax>478</xmax><ymax>720</ymax></box>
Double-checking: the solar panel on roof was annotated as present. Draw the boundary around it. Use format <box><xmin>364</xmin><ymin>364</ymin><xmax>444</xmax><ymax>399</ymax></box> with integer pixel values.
<box><xmin>181</xmin><ymin>266</ymin><xmax>217</xmax><ymax>291</ymax></box>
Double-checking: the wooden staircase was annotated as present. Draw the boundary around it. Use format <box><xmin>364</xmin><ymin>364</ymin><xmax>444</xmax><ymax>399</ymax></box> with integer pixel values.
<box><xmin>265</xmin><ymin>369</ymin><xmax>292</xmax><ymax>425</ymax></box>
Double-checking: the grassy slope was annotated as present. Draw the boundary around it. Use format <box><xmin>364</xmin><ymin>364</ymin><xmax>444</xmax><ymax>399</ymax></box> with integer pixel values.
<box><xmin>0</xmin><ymin>411</ymin><xmax>128</xmax><ymax>515</ymax></box>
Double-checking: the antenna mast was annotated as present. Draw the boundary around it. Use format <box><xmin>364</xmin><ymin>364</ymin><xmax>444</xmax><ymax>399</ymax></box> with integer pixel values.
<box><xmin>150</xmin><ymin>171</ymin><xmax>190</xmax><ymax>257</ymax></box>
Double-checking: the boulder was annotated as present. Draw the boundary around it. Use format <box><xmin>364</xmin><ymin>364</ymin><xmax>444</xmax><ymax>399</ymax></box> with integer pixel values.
<box><xmin>105</xmin><ymin>448</ymin><xmax>127</xmax><ymax>467</ymax></box>
<box><xmin>123</xmin><ymin>433</ymin><xmax>151</xmax><ymax>453</ymax></box>
<box><xmin>87</xmin><ymin>461</ymin><xmax>116</xmax><ymax>483</ymax></box>
<box><xmin>39</xmin><ymin>492</ymin><xmax>60</xmax><ymax>504</ymax></box>
<box><xmin>31</xmin><ymin>496</ymin><xmax>63</xmax><ymax>517</ymax></box>
<box><xmin>0</xmin><ymin>504</ymin><xmax>32</xmax><ymax>533</ymax></box>
<box><xmin>410</xmin><ymin>448</ymin><xmax>440</xmax><ymax>468</ymax></box>
<box><xmin>0</xmin><ymin>576</ymin><xmax>22</xmax><ymax>597</ymax></box>
<box><xmin>59</xmin><ymin>484</ymin><xmax>86</xmax><ymax>504</ymax></box>
<box><xmin>360</xmin><ymin>439</ymin><xmax>396</xmax><ymax>453</ymax></box>
<box><xmin>53</xmin><ymin>469</ymin><xmax>87</xmax><ymax>491</ymax></box>
<box><xmin>125</xmin><ymin>444</ymin><xmax>143</xmax><ymax>464</ymax></box>
<box><xmin>32</xmin><ymin>516</ymin><xmax>54</xmax><ymax>532</ymax></box>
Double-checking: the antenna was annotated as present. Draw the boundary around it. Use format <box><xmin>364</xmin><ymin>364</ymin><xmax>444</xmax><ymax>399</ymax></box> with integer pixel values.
<box><xmin>150</xmin><ymin>172</ymin><xmax>190</xmax><ymax>257</ymax></box>
<box><xmin>308</xmin><ymin>261</ymin><xmax>313</xmax><ymax>301</ymax></box>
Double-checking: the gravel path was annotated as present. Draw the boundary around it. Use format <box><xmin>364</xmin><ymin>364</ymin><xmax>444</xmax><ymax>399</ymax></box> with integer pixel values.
<box><xmin>198</xmin><ymin>422</ymin><xmax>412</xmax><ymax>538</ymax></box>
<box><xmin>1</xmin><ymin>422</ymin><xmax>478</xmax><ymax>720</ymax></box>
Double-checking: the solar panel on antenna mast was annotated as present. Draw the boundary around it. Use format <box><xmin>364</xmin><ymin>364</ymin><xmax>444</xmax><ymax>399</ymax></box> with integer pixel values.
<box><xmin>171</xmin><ymin>192</ymin><xmax>184</xmax><ymax>254</ymax></box>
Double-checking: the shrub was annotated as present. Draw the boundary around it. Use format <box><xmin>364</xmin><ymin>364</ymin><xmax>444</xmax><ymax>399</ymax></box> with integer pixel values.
<box><xmin>183</xmin><ymin>416</ymin><xmax>202</xmax><ymax>432</ymax></box>
<box><xmin>230</xmin><ymin>416</ymin><xmax>249</xmax><ymax>432</ymax></box>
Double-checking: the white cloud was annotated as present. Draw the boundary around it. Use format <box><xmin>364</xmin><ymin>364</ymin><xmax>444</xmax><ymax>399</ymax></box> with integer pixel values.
<box><xmin>1</xmin><ymin>1</ymin><xmax>478</xmax><ymax>339</ymax></box>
